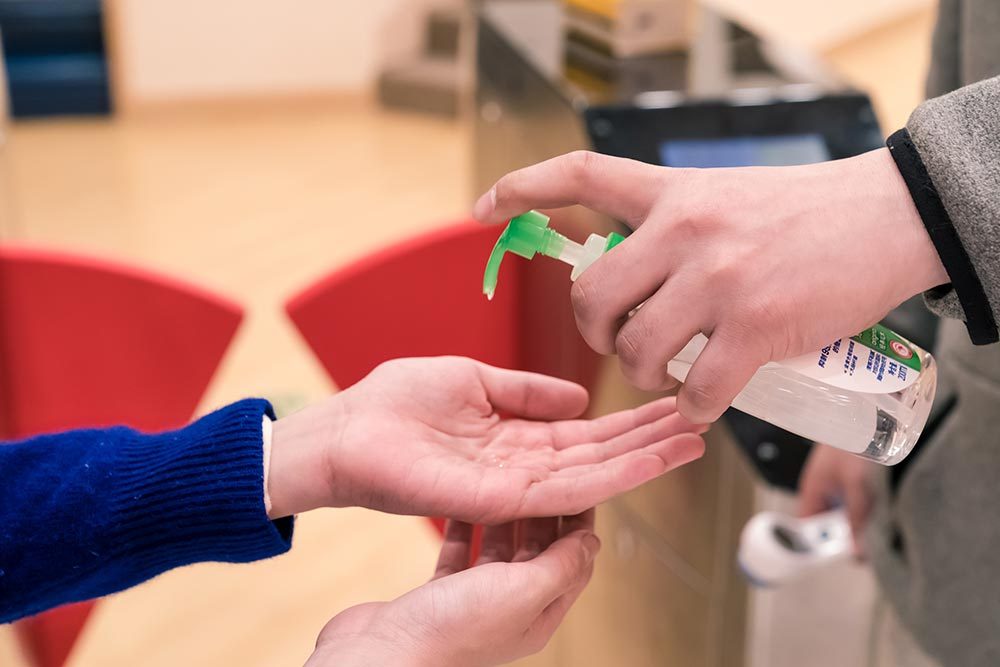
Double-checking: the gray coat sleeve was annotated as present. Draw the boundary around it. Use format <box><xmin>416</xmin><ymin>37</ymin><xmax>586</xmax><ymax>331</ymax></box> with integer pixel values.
<box><xmin>904</xmin><ymin>75</ymin><xmax>1000</xmax><ymax>336</ymax></box>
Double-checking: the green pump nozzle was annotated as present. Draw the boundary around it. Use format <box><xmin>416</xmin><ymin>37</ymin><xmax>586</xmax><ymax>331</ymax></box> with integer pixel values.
<box><xmin>483</xmin><ymin>211</ymin><xmax>567</xmax><ymax>300</ymax></box>
<box><xmin>483</xmin><ymin>210</ymin><xmax>625</xmax><ymax>299</ymax></box>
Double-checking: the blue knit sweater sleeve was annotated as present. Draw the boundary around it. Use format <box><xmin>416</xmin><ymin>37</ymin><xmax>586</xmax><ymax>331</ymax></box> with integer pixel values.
<box><xmin>0</xmin><ymin>398</ymin><xmax>294</xmax><ymax>623</ymax></box>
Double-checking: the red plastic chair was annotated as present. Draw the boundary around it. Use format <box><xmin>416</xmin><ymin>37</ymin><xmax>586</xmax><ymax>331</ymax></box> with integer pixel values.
<box><xmin>284</xmin><ymin>220</ymin><xmax>601</xmax><ymax>538</ymax></box>
<box><xmin>0</xmin><ymin>246</ymin><xmax>244</xmax><ymax>667</ymax></box>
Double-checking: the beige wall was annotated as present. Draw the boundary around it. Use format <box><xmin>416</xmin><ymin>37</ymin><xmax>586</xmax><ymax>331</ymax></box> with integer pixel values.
<box><xmin>703</xmin><ymin>0</ymin><xmax>932</xmax><ymax>51</ymax></box>
<box><xmin>825</xmin><ymin>8</ymin><xmax>936</xmax><ymax>130</ymax></box>
<box><xmin>107</xmin><ymin>0</ymin><xmax>438</xmax><ymax>108</ymax></box>
<box><xmin>702</xmin><ymin>0</ymin><xmax>936</xmax><ymax>130</ymax></box>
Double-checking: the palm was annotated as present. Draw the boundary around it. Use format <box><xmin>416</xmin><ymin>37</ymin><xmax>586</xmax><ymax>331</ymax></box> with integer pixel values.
<box><xmin>337</xmin><ymin>357</ymin><xmax>705</xmax><ymax>524</ymax></box>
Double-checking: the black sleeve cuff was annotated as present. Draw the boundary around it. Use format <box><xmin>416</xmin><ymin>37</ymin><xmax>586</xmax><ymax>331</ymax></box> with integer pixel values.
<box><xmin>886</xmin><ymin>128</ymin><xmax>999</xmax><ymax>345</ymax></box>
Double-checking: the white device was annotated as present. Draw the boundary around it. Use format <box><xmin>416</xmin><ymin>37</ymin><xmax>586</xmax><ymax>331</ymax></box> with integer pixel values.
<box><xmin>737</xmin><ymin>509</ymin><xmax>851</xmax><ymax>587</ymax></box>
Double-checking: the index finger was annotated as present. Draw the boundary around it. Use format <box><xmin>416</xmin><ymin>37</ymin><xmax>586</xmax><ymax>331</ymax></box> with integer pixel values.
<box><xmin>473</xmin><ymin>151</ymin><xmax>664</xmax><ymax>227</ymax></box>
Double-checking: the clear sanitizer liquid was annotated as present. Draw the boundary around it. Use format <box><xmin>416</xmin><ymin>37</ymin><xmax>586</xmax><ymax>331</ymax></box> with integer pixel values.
<box><xmin>667</xmin><ymin>331</ymin><xmax>936</xmax><ymax>465</ymax></box>
<box><xmin>484</xmin><ymin>211</ymin><xmax>937</xmax><ymax>465</ymax></box>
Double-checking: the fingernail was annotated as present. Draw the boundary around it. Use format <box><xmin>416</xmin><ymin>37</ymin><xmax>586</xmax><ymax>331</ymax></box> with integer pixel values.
<box><xmin>582</xmin><ymin>533</ymin><xmax>601</xmax><ymax>563</ymax></box>
<box><xmin>473</xmin><ymin>187</ymin><xmax>496</xmax><ymax>220</ymax></box>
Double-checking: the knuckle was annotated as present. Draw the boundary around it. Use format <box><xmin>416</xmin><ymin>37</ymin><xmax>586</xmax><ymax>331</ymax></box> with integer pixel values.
<box><xmin>712</xmin><ymin>322</ymin><xmax>753</xmax><ymax>355</ymax></box>
<box><xmin>491</xmin><ymin>175</ymin><xmax>512</xmax><ymax>211</ymax></box>
<box><xmin>615</xmin><ymin>314</ymin><xmax>667</xmax><ymax>391</ymax></box>
<box><xmin>717</xmin><ymin>311</ymin><xmax>769</xmax><ymax>358</ymax></box>
<box><xmin>669</xmin><ymin>191</ymin><xmax>729</xmax><ymax>242</ymax></box>
<box><xmin>730</xmin><ymin>305</ymin><xmax>783</xmax><ymax>361</ymax></box>
<box><xmin>671</xmin><ymin>202</ymin><xmax>715</xmax><ymax>240</ymax></box>
<box><xmin>736</xmin><ymin>296</ymin><xmax>775</xmax><ymax>329</ymax></box>
<box><xmin>670</xmin><ymin>212</ymin><xmax>700</xmax><ymax>240</ymax></box>
<box><xmin>567</xmin><ymin>150</ymin><xmax>598</xmax><ymax>182</ymax></box>
<box><xmin>705</xmin><ymin>256</ymin><xmax>740</xmax><ymax>288</ymax></box>
<box><xmin>615</xmin><ymin>325</ymin><xmax>644</xmax><ymax>370</ymax></box>
<box><xmin>684</xmin><ymin>380</ymin><xmax>721</xmax><ymax>415</ymax></box>
<box><xmin>570</xmin><ymin>278</ymin><xmax>600</xmax><ymax>324</ymax></box>
<box><xmin>615</xmin><ymin>327</ymin><xmax>660</xmax><ymax>391</ymax></box>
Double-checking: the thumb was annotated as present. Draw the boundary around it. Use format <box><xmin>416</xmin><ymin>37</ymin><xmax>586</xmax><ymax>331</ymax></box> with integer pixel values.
<box><xmin>527</xmin><ymin>561</ymin><xmax>596</xmax><ymax>644</ymax></box>
<box><xmin>475</xmin><ymin>361</ymin><xmax>589</xmax><ymax>420</ymax></box>
<box><xmin>523</xmin><ymin>530</ymin><xmax>601</xmax><ymax>609</ymax></box>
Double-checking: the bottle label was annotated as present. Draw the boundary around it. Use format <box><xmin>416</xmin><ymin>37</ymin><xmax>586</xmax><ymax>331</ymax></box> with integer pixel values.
<box><xmin>779</xmin><ymin>324</ymin><xmax>921</xmax><ymax>394</ymax></box>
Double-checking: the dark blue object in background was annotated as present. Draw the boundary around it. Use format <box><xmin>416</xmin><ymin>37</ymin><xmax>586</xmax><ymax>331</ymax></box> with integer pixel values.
<box><xmin>0</xmin><ymin>0</ymin><xmax>111</xmax><ymax>118</ymax></box>
<box><xmin>660</xmin><ymin>134</ymin><xmax>830</xmax><ymax>168</ymax></box>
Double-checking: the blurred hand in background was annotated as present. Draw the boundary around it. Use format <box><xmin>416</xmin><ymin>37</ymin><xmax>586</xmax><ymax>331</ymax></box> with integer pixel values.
<box><xmin>308</xmin><ymin>511</ymin><xmax>600</xmax><ymax>667</ymax></box>
<box><xmin>798</xmin><ymin>444</ymin><xmax>876</xmax><ymax>557</ymax></box>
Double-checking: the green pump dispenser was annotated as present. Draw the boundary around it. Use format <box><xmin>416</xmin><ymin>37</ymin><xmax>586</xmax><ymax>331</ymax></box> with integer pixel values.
<box><xmin>483</xmin><ymin>210</ymin><xmax>624</xmax><ymax>299</ymax></box>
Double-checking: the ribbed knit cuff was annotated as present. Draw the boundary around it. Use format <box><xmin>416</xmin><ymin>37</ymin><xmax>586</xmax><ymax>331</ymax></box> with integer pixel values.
<box><xmin>105</xmin><ymin>399</ymin><xmax>293</xmax><ymax>588</ymax></box>
<box><xmin>0</xmin><ymin>400</ymin><xmax>293</xmax><ymax>622</ymax></box>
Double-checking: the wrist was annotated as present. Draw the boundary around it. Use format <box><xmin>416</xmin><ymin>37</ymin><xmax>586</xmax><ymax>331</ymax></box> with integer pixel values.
<box><xmin>267</xmin><ymin>395</ymin><xmax>350</xmax><ymax>519</ymax></box>
<box><xmin>873</xmin><ymin>146</ymin><xmax>950</xmax><ymax>296</ymax></box>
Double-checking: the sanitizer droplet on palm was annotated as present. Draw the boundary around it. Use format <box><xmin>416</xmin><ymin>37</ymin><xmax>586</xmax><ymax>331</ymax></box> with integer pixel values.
<box><xmin>483</xmin><ymin>211</ymin><xmax>936</xmax><ymax>465</ymax></box>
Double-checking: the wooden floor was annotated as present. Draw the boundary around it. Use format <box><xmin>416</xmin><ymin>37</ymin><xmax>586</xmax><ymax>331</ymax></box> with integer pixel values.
<box><xmin>0</xmin><ymin>99</ymin><xmax>469</xmax><ymax>666</ymax></box>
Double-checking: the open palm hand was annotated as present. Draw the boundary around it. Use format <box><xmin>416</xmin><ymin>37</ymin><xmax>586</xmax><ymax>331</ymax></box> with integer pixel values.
<box><xmin>269</xmin><ymin>357</ymin><xmax>705</xmax><ymax>523</ymax></box>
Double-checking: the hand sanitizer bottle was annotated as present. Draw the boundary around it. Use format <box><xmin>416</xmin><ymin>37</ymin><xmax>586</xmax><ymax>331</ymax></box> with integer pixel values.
<box><xmin>483</xmin><ymin>211</ymin><xmax>937</xmax><ymax>465</ymax></box>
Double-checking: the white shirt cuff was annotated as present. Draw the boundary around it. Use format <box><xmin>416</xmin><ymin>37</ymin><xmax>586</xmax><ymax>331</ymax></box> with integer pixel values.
<box><xmin>262</xmin><ymin>415</ymin><xmax>274</xmax><ymax>515</ymax></box>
